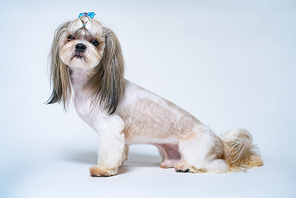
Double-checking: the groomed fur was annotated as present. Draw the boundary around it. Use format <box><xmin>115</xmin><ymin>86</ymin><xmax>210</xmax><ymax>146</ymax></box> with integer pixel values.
<box><xmin>47</xmin><ymin>17</ymin><xmax>125</xmax><ymax>114</ymax></box>
<box><xmin>47</xmin><ymin>22</ymin><xmax>72</xmax><ymax>109</ymax></box>
<box><xmin>85</xmin><ymin>27</ymin><xmax>125</xmax><ymax>114</ymax></box>
<box><xmin>47</xmin><ymin>14</ymin><xmax>263</xmax><ymax>177</ymax></box>
<box><xmin>221</xmin><ymin>129</ymin><xmax>263</xmax><ymax>171</ymax></box>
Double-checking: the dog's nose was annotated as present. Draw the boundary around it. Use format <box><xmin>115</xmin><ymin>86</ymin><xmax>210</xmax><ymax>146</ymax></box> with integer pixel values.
<box><xmin>75</xmin><ymin>43</ymin><xmax>87</xmax><ymax>52</ymax></box>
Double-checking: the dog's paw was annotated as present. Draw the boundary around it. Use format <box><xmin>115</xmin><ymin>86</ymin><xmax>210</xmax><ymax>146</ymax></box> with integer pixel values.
<box><xmin>174</xmin><ymin>162</ymin><xmax>191</xmax><ymax>173</ymax></box>
<box><xmin>174</xmin><ymin>162</ymin><xmax>207</xmax><ymax>173</ymax></box>
<box><xmin>89</xmin><ymin>166</ymin><xmax>117</xmax><ymax>177</ymax></box>
<box><xmin>176</xmin><ymin>169</ymin><xmax>190</xmax><ymax>173</ymax></box>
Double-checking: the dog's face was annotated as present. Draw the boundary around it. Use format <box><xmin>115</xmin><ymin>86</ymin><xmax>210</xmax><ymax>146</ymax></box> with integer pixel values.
<box><xmin>58</xmin><ymin>16</ymin><xmax>106</xmax><ymax>69</ymax></box>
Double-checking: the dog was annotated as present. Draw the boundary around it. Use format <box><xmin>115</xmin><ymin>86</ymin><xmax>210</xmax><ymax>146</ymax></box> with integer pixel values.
<box><xmin>47</xmin><ymin>12</ymin><xmax>263</xmax><ymax>177</ymax></box>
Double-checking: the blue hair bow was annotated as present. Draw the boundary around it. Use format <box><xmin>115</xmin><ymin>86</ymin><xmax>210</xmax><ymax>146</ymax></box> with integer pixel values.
<box><xmin>78</xmin><ymin>12</ymin><xmax>96</xmax><ymax>19</ymax></box>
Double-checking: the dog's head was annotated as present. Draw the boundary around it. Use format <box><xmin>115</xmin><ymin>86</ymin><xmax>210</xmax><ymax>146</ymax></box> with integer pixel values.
<box><xmin>47</xmin><ymin>12</ymin><xmax>125</xmax><ymax>114</ymax></box>
<box><xmin>58</xmin><ymin>14</ymin><xmax>105</xmax><ymax>69</ymax></box>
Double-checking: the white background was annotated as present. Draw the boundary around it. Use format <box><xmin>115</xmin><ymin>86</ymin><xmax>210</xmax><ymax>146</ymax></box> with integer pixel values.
<box><xmin>0</xmin><ymin>0</ymin><xmax>295</xmax><ymax>197</ymax></box>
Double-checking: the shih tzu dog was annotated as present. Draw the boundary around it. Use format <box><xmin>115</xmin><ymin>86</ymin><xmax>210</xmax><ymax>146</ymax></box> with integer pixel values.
<box><xmin>47</xmin><ymin>12</ymin><xmax>263</xmax><ymax>177</ymax></box>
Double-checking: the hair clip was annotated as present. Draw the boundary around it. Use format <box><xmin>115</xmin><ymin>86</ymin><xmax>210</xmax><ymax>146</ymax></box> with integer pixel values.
<box><xmin>78</xmin><ymin>12</ymin><xmax>96</xmax><ymax>19</ymax></box>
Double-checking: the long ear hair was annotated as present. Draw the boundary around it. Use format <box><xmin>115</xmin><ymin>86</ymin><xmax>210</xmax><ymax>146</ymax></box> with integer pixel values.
<box><xmin>47</xmin><ymin>22</ymin><xmax>72</xmax><ymax>109</ymax></box>
<box><xmin>85</xmin><ymin>27</ymin><xmax>125</xmax><ymax>115</ymax></box>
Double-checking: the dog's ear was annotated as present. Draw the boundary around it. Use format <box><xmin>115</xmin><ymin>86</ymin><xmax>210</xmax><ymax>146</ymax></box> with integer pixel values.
<box><xmin>47</xmin><ymin>22</ymin><xmax>72</xmax><ymax>110</ymax></box>
<box><xmin>86</xmin><ymin>27</ymin><xmax>125</xmax><ymax>115</ymax></box>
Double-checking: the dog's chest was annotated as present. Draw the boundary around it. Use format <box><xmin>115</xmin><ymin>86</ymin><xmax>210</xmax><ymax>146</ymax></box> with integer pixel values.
<box><xmin>74</xmin><ymin>94</ymin><xmax>91</xmax><ymax>115</ymax></box>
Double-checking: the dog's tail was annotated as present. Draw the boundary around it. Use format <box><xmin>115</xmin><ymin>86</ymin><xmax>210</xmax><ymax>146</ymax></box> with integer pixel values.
<box><xmin>220</xmin><ymin>129</ymin><xmax>263</xmax><ymax>171</ymax></box>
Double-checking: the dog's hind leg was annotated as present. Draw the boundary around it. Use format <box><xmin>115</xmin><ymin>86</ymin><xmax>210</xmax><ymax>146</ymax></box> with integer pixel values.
<box><xmin>154</xmin><ymin>143</ymin><xmax>181</xmax><ymax>168</ymax></box>
<box><xmin>176</xmin><ymin>125</ymin><xmax>228</xmax><ymax>174</ymax></box>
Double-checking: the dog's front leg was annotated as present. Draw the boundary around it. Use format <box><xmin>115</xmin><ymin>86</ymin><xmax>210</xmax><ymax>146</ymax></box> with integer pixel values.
<box><xmin>89</xmin><ymin>115</ymin><xmax>125</xmax><ymax>177</ymax></box>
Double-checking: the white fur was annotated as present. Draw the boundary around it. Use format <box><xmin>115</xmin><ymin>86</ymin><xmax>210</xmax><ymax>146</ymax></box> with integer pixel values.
<box><xmin>70</xmin><ymin>68</ymin><xmax>126</xmax><ymax>170</ymax></box>
<box><xmin>50</xmin><ymin>15</ymin><xmax>262</xmax><ymax>176</ymax></box>
<box><xmin>95</xmin><ymin>114</ymin><xmax>125</xmax><ymax>168</ymax></box>
<box><xmin>69</xmin><ymin>68</ymin><xmax>228</xmax><ymax>174</ymax></box>
<box><xmin>179</xmin><ymin>126</ymin><xmax>228</xmax><ymax>173</ymax></box>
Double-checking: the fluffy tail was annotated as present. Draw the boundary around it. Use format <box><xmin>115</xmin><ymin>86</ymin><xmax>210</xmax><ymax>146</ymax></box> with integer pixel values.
<box><xmin>221</xmin><ymin>129</ymin><xmax>263</xmax><ymax>171</ymax></box>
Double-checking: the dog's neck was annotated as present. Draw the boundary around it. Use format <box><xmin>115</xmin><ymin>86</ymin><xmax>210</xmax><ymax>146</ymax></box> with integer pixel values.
<box><xmin>69</xmin><ymin>67</ymin><xmax>93</xmax><ymax>90</ymax></box>
<box><xmin>68</xmin><ymin>67</ymin><xmax>97</xmax><ymax>115</ymax></box>
<box><xmin>69</xmin><ymin>67</ymin><xmax>94</xmax><ymax>104</ymax></box>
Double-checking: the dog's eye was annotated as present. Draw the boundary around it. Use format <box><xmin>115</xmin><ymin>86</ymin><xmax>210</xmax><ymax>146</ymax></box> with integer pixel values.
<box><xmin>91</xmin><ymin>40</ymin><xmax>99</xmax><ymax>46</ymax></box>
<box><xmin>67</xmin><ymin>35</ymin><xmax>75</xmax><ymax>40</ymax></box>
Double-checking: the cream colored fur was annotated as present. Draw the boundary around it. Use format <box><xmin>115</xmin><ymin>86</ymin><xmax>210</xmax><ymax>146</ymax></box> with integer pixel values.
<box><xmin>48</xmin><ymin>14</ymin><xmax>263</xmax><ymax>177</ymax></box>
